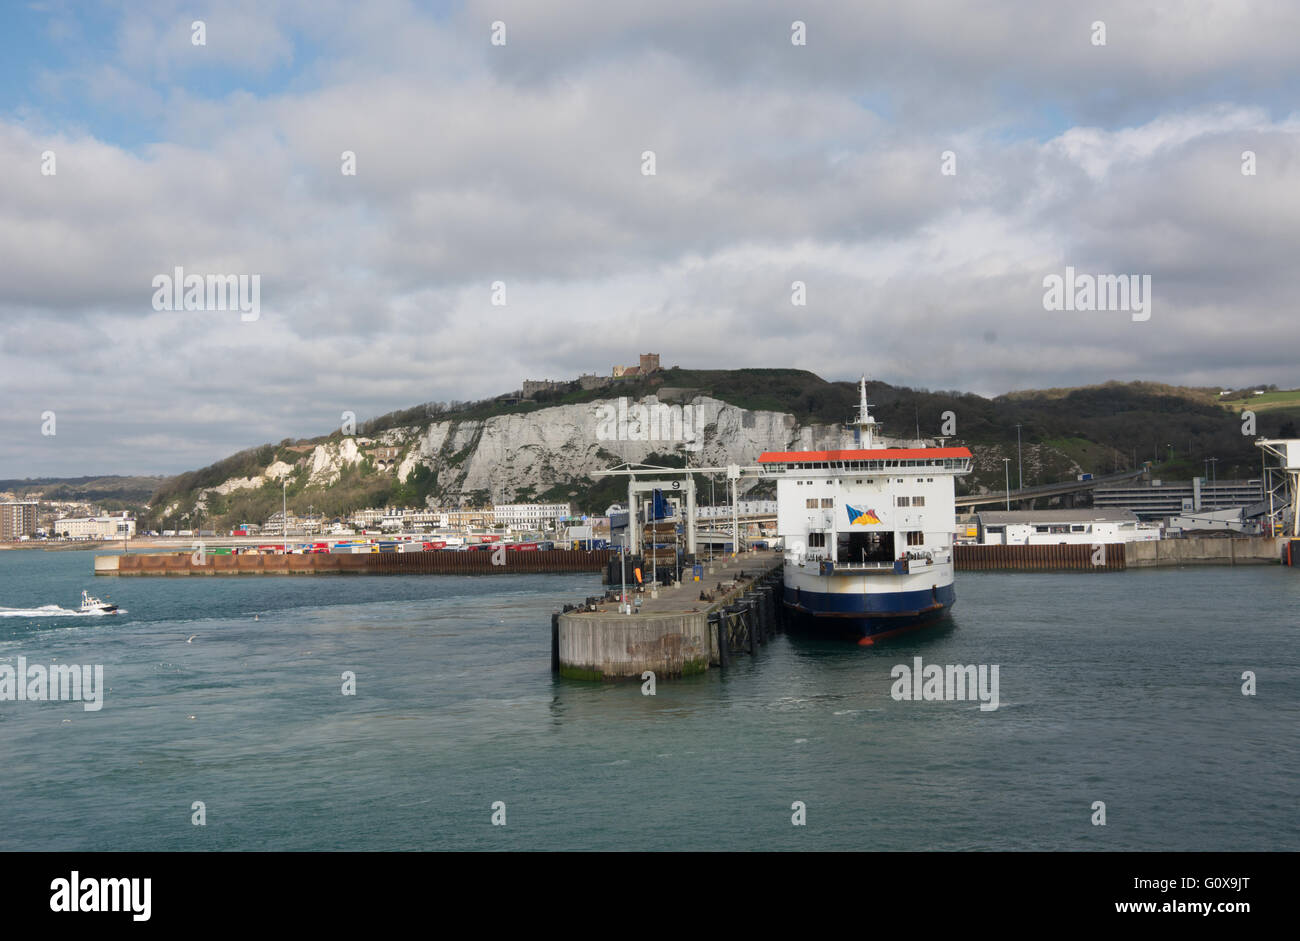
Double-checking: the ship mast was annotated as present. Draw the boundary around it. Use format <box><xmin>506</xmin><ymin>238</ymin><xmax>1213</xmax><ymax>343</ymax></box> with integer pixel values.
<box><xmin>853</xmin><ymin>375</ymin><xmax>880</xmax><ymax>449</ymax></box>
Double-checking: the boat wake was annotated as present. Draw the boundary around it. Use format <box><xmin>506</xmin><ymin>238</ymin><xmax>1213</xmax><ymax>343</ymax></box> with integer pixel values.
<box><xmin>0</xmin><ymin>605</ymin><xmax>121</xmax><ymax>618</ymax></box>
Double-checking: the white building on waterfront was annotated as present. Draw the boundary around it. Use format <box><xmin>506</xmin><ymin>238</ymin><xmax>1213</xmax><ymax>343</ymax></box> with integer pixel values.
<box><xmin>975</xmin><ymin>509</ymin><xmax>1160</xmax><ymax>545</ymax></box>
<box><xmin>492</xmin><ymin>503</ymin><xmax>571</xmax><ymax>528</ymax></box>
<box><xmin>53</xmin><ymin>513</ymin><xmax>136</xmax><ymax>539</ymax></box>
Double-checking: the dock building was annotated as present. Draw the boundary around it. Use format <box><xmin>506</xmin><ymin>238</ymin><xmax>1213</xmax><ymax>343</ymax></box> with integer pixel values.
<box><xmin>1093</xmin><ymin>478</ymin><xmax>1263</xmax><ymax>520</ymax></box>
<box><xmin>975</xmin><ymin>509</ymin><xmax>1158</xmax><ymax>545</ymax></box>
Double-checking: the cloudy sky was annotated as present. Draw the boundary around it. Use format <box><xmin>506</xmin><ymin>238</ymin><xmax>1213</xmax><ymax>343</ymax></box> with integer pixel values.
<box><xmin>3</xmin><ymin>0</ymin><xmax>1299</xmax><ymax>477</ymax></box>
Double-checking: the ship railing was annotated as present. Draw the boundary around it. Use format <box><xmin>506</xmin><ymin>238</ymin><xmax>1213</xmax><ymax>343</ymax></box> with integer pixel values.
<box><xmin>785</xmin><ymin>550</ymin><xmax>829</xmax><ymax>563</ymax></box>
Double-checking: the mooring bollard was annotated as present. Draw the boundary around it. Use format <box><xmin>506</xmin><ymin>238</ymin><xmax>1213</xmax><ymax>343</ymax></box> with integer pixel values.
<box><xmin>551</xmin><ymin>612</ymin><xmax>560</xmax><ymax>674</ymax></box>
<box><xmin>711</xmin><ymin>610</ymin><xmax>727</xmax><ymax>669</ymax></box>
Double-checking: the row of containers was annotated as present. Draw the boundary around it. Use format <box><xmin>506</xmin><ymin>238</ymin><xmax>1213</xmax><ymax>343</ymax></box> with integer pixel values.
<box><xmin>203</xmin><ymin>536</ymin><xmax>611</xmax><ymax>556</ymax></box>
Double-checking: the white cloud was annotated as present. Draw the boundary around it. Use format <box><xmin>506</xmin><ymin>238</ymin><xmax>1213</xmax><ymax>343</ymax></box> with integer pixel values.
<box><xmin>3</xmin><ymin>1</ymin><xmax>1300</xmax><ymax>475</ymax></box>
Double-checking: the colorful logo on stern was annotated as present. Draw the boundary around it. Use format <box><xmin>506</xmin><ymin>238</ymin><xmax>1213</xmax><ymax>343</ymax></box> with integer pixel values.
<box><xmin>846</xmin><ymin>505</ymin><xmax>881</xmax><ymax>525</ymax></box>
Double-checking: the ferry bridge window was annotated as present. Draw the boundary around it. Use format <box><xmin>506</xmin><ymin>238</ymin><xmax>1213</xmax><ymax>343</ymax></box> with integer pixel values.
<box><xmin>896</xmin><ymin>496</ymin><xmax>910</xmax><ymax>507</ymax></box>
<box><xmin>808</xmin><ymin>532</ymin><xmax>826</xmax><ymax>548</ymax></box>
<box><xmin>906</xmin><ymin>531</ymin><xmax>924</xmax><ymax>546</ymax></box>
<box><xmin>837</xmin><ymin>530</ymin><xmax>894</xmax><ymax>564</ymax></box>
<box><xmin>805</xmin><ymin>498</ymin><xmax>817</xmax><ymax>509</ymax></box>
<box><xmin>913</xmin><ymin>496</ymin><xmax>925</xmax><ymax>506</ymax></box>
<box><xmin>820</xmin><ymin>498</ymin><xmax>833</xmax><ymax>508</ymax></box>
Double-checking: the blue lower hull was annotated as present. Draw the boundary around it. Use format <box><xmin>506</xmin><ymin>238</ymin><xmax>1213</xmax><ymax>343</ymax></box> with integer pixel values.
<box><xmin>783</xmin><ymin>583</ymin><xmax>956</xmax><ymax>640</ymax></box>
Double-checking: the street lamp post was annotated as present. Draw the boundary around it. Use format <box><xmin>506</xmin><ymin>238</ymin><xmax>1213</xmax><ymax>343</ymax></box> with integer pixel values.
<box><xmin>1003</xmin><ymin>458</ymin><xmax>1011</xmax><ymax>510</ymax></box>
<box><xmin>646</xmin><ymin>496</ymin><xmax>656</xmax><ymax>589</ymax></box>
<box><xmin>619</xmin><ymin>534</ymin><xmax>629</xmax><ymax>615</ymax></box>
<box><xmin>1015</xmin><ymin>423</ymin><xmax>1023</xmax><ymax>490</ymax></box>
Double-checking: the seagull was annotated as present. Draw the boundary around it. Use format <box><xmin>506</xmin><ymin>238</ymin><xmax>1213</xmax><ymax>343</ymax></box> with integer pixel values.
<box><xmin>186</xmin><ymin>635</ymin><xmax>197</xmax><ymax>643</ymax></box>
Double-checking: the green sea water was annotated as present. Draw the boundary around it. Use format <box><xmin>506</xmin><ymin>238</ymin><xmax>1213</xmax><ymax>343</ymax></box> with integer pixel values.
<box><xmin>1</xmin><ymin>550</ymin><xmax>1296</xmax><ymax>850</ymax></box>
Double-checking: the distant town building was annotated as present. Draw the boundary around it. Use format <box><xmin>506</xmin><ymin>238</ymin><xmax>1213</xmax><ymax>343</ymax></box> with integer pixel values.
<box><xmin>363</xmin><ymin>446</ymin><xmax>401</xmax><ymax>471</ymax></box>
<box><xmin>349</xmin><ymin>507</ymin><xmax>386</xmax><ymax>528</ymax></box>
<box><xmin>975</xmin><ymin>509</ymin><xmax>1158</xmax><ymax>546</ymax></box>
<box><xmin>612</xmin><ymin>353</ymin><xmax>661</xmax><ymax>378</ymax></box>
<box><xmin>1093</xmin><ymin>478</ymin><xmax>1263</xmax><ymax>520</ymax></box>
<box><xmin>52</xmin><ymin>513</ymin><xmax>136</xmax><ymax>540</ymax></box>
<box><xmin>264</xmin><ymin>512</ymin><xmax>323</xmax><ymax>536</ymax></box>
<box><xmin>696</xmin><ymin>500</ymin><xmax>777</xmax><ymax>518</ymax></box>
<box><xmin>522</xmin><ymin>379</ymin><xmax>562</xmax><ymax>398</ymax></box>
<box><xmin>492</xmin><ymin>503</ymin><xmax>571</xmax><ymax>528</ymax></box>
<box><xmin>0</xmin><ymin>501</ymin><xmax>39</xmax><ymax>540</ymax></box>
<box><xmin>442</xmin><ymin>506</ymin><xmax>495</xmax><ymax>529</ymax></box>
<box><xmin>523</xmin><ymin>374</ymin><xmax>615</xmax><ymax>397</ymax></box>
<box><xmin>263</xmin><ymin>511</ymin><xmax>302</xmax><ymax>536</ymax></box>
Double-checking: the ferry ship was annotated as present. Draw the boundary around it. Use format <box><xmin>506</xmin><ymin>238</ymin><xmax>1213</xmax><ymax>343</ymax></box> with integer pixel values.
<box><xmin>758</xmin><ymin>378</ymin><xmax>972</xmax><ymax>643</ymax></box>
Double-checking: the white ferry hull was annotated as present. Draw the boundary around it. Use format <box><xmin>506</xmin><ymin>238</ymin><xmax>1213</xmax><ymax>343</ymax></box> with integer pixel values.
<box><xmin>781</xmin><ymin>561</ymin><xmax>956</xmax><ymax>643</ymax></box>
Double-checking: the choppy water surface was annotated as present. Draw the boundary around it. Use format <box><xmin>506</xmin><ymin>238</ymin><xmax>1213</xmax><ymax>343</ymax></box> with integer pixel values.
<box><xmin>1</xmin><ymin>550</ymin><xmax>1296</xmax><ymax>850</ymax></box>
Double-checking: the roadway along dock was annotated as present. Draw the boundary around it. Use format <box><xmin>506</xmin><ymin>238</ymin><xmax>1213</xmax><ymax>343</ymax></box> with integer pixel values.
<box><xmin>94</xmin><ymin>548</ymin><xmax>614</xmax><ymax>576</ymax></box>
<box><xmin>553</xmin><ymin>550</ymin><xmax>785</xmax><ymax>681</ymax></box>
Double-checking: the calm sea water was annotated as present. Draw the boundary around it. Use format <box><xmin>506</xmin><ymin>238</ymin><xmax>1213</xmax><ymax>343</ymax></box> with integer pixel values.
<box><xmin>1</xmin><ymin>549</ymin><xmax>1296</xmax><ymax>851</ymax></box>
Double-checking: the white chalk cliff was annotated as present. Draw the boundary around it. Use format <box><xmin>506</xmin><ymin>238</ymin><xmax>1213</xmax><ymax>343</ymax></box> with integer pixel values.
<box><xmin>199</xmin><ymin>394</ymin><xmax>861</xmax><ymax>506</ymax></box>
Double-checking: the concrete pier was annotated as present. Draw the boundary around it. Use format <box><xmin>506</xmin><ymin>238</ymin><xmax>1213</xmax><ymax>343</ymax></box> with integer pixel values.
<box><xmin>555</xmin><ymin>550</ymin><xmax>783</xmax><ymax>681</ymax></box>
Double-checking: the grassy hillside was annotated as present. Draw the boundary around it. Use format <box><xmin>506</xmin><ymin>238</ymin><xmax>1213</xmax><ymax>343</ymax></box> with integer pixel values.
<box><xmin>0</xmin><ymin>475</ymin><xmax>164</xmax><ymax>510</ymax></box>
<box><xmin>140</xmin><ymin>373</ymin><xmax>1300</xmax><ymax>528</ymax></box>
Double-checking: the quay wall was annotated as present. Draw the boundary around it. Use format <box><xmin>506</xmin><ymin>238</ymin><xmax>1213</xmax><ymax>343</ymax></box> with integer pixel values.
<box><xmin>955</xmin><ymin>538</ymin><xmax>1284</xmax><ymax>571</ymax></box>
<box><xmin>558</xmin><ymin>610</ymin><xmax>712</xmax><ymax>680</ymax></box>
<box><xmin>96</xmin><ymin>548</ymin><xmax>614</xmax><ymax>576</ymax></box>
<box><xmin>954</xmin><ymin>543</ymin><xmax>1126</xmax><ymax>571</ymax></box>
<box><xmin>1124</xmin><ymin>536</ymin><xmax>1282</xmax><ymax>568</ymax></box>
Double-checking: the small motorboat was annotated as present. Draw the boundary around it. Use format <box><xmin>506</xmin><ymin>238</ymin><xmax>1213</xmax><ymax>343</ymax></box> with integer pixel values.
<box><xmin>80</xmin><ymin>590</ymin><xmax>119</xmax><ymax>614</ymax></box>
